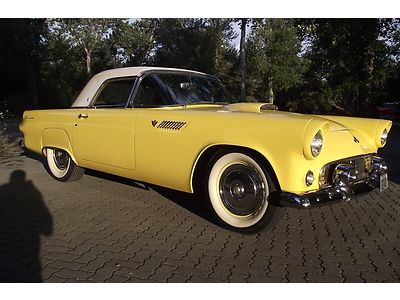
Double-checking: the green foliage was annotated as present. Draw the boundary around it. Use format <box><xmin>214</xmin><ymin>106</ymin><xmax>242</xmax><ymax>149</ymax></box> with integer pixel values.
<box><xmin>1</xmin><ymin>18</ymin><xmax>400</xmax><ymax>116</ymax></box>
<box><xmin>48</xmin><ymin>18</ymin><xmax>117</xmax><ymax>76</ymax></box>
<box><xmin>110</xmin><ymin>19</ymin><xmax>156</xmax><ymax>66</ymax></box>
<box><xmin>39</xmin><ymin>23</ymin><xmax>87</xmax><ymax>107</ymax></box>
<box><xmin>246</xmin><ymin>19</ymin><xmax>308</xmax><ymax>104</ymax></box>
<box><xmin>151</xmin><ymin>18</ymin><xmax>241</xmax><ymax>97</ymax></box>
<box><xmin>301</xmin><ymin>19</ymin><xmax>392</xmax><ymax>115</ymax></box>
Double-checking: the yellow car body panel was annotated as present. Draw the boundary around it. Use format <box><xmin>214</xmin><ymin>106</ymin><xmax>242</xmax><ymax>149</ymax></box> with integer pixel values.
<box><xmin>42</xmin><ymin>128</ymin><xmax>75</xmax><ymax>162</ymax></box>
<box><xmin>20</xmin><ymin>103</ymin><xmax>392</xmax><ymax>195</ymax></box>
<box><xmin>71</xmin><ymin>109</ymin><xmax>136</xmax><ymax>170</ymax></box>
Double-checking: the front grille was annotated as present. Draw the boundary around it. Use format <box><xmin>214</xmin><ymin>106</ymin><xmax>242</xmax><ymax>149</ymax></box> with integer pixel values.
<box><xmin>319</xmin><ymin>154</ymin><xmax>374</xmax><ymax>187</ymax></box>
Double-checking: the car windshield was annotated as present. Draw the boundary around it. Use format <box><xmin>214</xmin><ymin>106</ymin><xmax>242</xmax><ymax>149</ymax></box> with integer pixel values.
<box><xmin>149</xmin><ymin>73</ymin><xmax>237</xmax><ymax>106</ymax></box>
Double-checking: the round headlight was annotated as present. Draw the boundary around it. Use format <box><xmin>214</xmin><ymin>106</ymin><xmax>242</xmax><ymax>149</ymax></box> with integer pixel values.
<box><xmin>310</xmin><ymin>130</ymin><xmax>323</xmax><ymax>157</ymax></box>
<box><xmin>380</xmin><ymin>128</ymin><xmax>388</xmax><ymax>146</ymax></box>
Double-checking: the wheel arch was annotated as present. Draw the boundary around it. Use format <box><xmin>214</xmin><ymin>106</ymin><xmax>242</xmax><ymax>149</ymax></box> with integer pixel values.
<box><xmin>190</xmin><ymin>144</ymin><xmax>281</xmax><ymax>194</ymax></box>
<box><xmin>41</xmin><ymin>128</ymin><xmax>78</xmax><ymax>165</ymax></box>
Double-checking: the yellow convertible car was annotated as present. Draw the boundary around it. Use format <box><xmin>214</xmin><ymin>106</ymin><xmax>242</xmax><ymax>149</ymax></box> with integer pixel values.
<box><xmin>20</xmin><ymin>67</ymin><xmax>392</xmax><ymax>232</ymax></box>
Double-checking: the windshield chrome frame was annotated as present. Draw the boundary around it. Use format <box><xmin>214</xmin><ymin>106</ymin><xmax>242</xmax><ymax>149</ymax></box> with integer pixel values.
<box><xmin>128</xmin><ymin>70</ymin><xmax>236</xmax><ymax>108</ymax></box>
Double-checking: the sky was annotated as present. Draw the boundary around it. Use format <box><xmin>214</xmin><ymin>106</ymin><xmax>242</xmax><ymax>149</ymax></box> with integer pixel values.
<box><xmin>3</xmin><ymin>0</ymin><xmax>400</xmax><ymax>18</ymax></box>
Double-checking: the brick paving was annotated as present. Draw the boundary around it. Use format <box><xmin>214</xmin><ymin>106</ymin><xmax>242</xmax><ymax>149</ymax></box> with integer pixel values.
<box><xmin>0</xmin><ymin>121</ymin><xmax>399</xmax><ymax>282</ymax></box>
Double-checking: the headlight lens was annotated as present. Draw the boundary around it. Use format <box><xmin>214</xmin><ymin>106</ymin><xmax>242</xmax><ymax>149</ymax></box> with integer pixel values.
<box><xmin>310</xmin><ymin>130</ymin><xmax>323</xmax><ymax>157</ymax></box>
<box><xmin>380</xmin><ymin>129</ymin><xmax>388</xmax><ymax>146</ymax></box>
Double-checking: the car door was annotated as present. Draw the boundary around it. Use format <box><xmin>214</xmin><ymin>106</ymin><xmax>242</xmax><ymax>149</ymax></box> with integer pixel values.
<box><xmin>72</xmin><ymin>77</ymin><xmax>137</xmax><ymax>170</ymax></box>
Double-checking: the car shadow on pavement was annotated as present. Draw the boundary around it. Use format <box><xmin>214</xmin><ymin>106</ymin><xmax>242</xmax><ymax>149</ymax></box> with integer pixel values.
<box><xmin>150</xmin><ymin>185</ymin><xmax>216</xmax><ymax>224</ymax></box>
<box><xmin>85</xmin><ymin>169</ymin><xmax>153</xmax><ymax>192</ymax></box>
<box><xmin>20</xmin><ymin>150</ymin><xmax>46</xmax><ymax>165</ymax></box>
<box><xmin>84</xmin><ymin>169</ymin><xmax>216</xmax><ymax>225</ymax></box>
<box><xmin>20</xmin><ymin>149</ymin><xmax>217</xmax><ymax>225</ymax></box>
<box><xmin>0</xmin><ymin>170</ymin><xmax>53</xmax><ymax>283</ymax></box>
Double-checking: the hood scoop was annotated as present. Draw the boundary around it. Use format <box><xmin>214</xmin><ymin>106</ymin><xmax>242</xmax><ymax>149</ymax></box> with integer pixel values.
<box><xmin>260</xmin><ymin>103</ymin><xmax>279</xmax><ymax>111</ymax></box>
<box><xmin>226</xmin><ymin>102</ymin><xmax>278</xmax><ymax>113</ymax></box>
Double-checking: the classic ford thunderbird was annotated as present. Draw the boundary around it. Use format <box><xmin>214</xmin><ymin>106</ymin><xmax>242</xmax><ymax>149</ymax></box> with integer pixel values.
<box><xmin>20</xmin><ymin>67</ymin><xmax>392</xmax><ymax>232</ymax></box>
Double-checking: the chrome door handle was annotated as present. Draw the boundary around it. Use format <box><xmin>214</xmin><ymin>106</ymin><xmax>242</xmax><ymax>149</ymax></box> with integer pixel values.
<box><xmin>78</xmin><ymin>113</ymin><xmax>88</xmax><ymax>119</ymax></box>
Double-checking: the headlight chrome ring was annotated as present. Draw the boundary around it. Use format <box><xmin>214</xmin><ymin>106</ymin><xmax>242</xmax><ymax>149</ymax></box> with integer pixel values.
<box><xmin>310</xmin><ymin>130</ymin><xmax>323</xmax><ymax>157</ymax></box>
<box><xmin>380</xmin><ymin>128</ymin><xmax>388</xmax><ymax>146</ymax></box>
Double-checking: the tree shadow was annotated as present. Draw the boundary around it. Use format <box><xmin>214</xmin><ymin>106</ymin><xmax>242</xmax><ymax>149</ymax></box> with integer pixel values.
<box><xmin>0</xmin><ymin>170</ymin><xmax>53</xmax><ymax>282</ymax></box>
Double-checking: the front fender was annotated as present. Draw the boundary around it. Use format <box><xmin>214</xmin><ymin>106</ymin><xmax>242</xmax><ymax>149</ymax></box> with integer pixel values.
<box><xmin>315</xmin><ymin>115</ymin><xmax>392</xmax><ymax>148</ymax></box>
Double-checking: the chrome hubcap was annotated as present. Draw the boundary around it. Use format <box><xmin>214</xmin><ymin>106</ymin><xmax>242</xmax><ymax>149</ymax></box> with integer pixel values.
<box><xmin>53</xmin><ymin>150</ymin><xmax>69</xmax><ymax>170</ymax></box>
<box><xmin>219</xmin><ymin>163</ymin><xmax>266</xmax><ymax>216</ymax></box>
<box><xmin>232</xmin><ymin>183</ymin><xmax>245</xmax><ymax>197</ymax></box>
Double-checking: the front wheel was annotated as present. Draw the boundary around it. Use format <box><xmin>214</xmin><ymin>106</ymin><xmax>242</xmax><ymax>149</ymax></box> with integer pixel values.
<box><xmin>46</xmin><ymin>148</ymin><xmax>85</xmax><ymax>182</ymax></box>
<box><xmin>207</xmin><ymin>152</ymin><xmax>283</xmax><ymax>233</ymax></box>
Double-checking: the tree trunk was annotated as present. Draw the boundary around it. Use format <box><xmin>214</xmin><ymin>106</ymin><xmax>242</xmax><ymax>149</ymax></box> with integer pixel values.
<box><xmin>356</xmin><ymin>47</ymin><xmax>375</xmax><ymax>116</ymax></box>
<box><xmin>27</xmin><ymin>56</ymin><xmax>38</xmax><ymax>109</ymax></box>
<box><xmin>214</xmin><ymin>19</ymin><xmax>221</xmax><ymax>74</ymax></box>
<box><xmin>240</xmin><ymin>19</ymin><xmax>247</xmax><ymax>102</ymax></box>
<box><xmin>268</xmin><ymin>78</ymin><xmax>274</xmax><ymax>104</ymax></box>
<box><xmin>84</xmin><ymin>47</ymin><xmax>92</xmax><ymax>76</ymax></box>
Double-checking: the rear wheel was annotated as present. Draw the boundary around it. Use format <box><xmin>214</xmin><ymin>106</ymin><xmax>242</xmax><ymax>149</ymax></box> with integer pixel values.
<box><xmin>46</xmin><ymin>148</ymin><xmax>84</xmax><ymax>181</ymax></box>
<box><xmin>207</xmin><ymin>151</ymin><xmax>283</xmax><ymax>233</ymax></box>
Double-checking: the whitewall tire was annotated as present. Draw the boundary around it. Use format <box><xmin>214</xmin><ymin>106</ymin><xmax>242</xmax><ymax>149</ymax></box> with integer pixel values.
<box><xmin>46</xmin><ymin>148</ymin><xmax>84</xmax><ymax>181</ymax></box>
<box><xmin>207</xmin><ymin>152</ymin><xmax>281</xmax><ymax>232</ymax></box>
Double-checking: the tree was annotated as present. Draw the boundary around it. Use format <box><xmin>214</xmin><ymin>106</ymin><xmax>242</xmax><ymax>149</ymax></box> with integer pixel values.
<box><xmin>152</xmin><ymin>19</ymin><xmax>237</xmax><ymax>75</ymax></box>
<box><xmin>207</xmin><ymin>19</ymin><xmax>236</xmax><ymax>75</ymax></box>
<box><xmin>206</xmin><ymin>19</ymin><xmax>239</xmax><ymax>96</ymax></box>
<box><xmin>39</xmin><ymin>21</ymin><xmax>87</xmax><ymax>107</ymax></box>
<box><xmin>152</xmin><ymin>19</ymin><xmax>209</xmax><ymax>71</ymax></box>
<box><xmin>49</xmin><ymin>19</ymin><xmax>116</xmax><ymax>77</ymax></box>
<box><xmin>110</xmin><ymin>19</ymin><xmax>157</xmax><ymax>66</ymax></box>
<box><xmin>305</xmin><ymin>19</ymin><xmax>390</xmax><ymax>115</ymax></box>
<box><xmin>2</xmin><ymin>18</ymin><xmax>399</xmax><ymax>117</ymax></box>
<box><xmin>0</xmin><ymin>18</ymin><xmax>47</xmax><ymax>110</ymax></box>
<box><xmin>237</xmin><ymin>18</ymin><xmax>250</xmax><ymax>101</ymax></box>
<box><xmin>247</xmin><ymin>19</ymin><xmax>306</xmax><ymax>104</ymax></box>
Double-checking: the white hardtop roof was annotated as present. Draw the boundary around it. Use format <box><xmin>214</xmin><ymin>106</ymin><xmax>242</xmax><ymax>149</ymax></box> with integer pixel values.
<box><xmin>72</xmin><ymin>66</ymin><xmax>209</xmax><ymax>107</ymax></box>
<box><xmin>95</xmin><ymin>66</ymin><xmax>208</xmax><ymax>78</ymax></box>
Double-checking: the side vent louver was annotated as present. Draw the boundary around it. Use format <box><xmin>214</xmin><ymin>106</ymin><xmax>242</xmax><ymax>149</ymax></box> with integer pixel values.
<box><xmin>157</xmin><ymin>121</ymin><xmax>187</xmax><ymax>130</ymax></box>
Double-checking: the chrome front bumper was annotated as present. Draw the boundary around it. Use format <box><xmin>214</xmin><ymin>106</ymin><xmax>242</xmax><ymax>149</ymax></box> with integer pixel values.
<box><xmin>279</xmin><ymin>156</ymin><xmax>388</xmax><ymax>208</ymax></box>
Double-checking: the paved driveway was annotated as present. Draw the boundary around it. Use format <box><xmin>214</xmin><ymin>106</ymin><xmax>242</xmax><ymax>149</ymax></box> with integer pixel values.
<box><xmin>0</xmin><ymin>121</ymin><xmax>399</xmax><ymax>282</ymax></box>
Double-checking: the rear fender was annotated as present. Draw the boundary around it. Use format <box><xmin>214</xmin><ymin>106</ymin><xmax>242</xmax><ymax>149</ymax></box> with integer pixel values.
<box><xmin>41</xmin><ymin>128</ymin><xmax>78</xmax><ymax>164</ymax></box>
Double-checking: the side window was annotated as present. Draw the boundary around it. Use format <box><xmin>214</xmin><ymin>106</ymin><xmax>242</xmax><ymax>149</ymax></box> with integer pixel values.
<box><xmin>93</xmin><ymin>78</ymin><xmax>135</xmax><ymax>108</ymax></box>
<box><xmin>133</xmin><ymin>76</ymin><xmax>167</xmax><ymax>107</ymax></box>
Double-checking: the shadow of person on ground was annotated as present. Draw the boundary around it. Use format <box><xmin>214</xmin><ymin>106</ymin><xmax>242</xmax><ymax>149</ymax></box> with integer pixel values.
<box><xmin>0</xmin><ymin>170</ymin><xmax>53</xmax><ymax>282</ymax></box>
